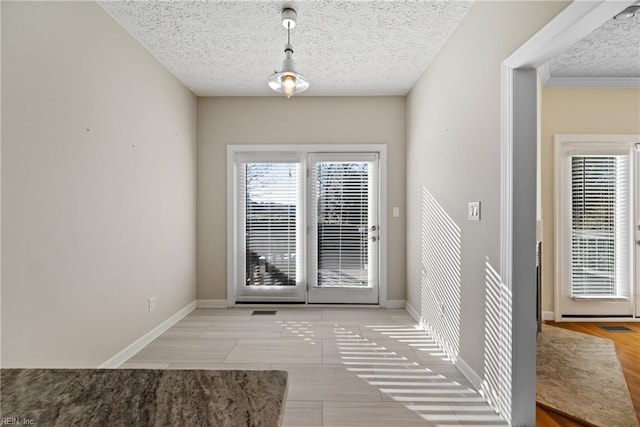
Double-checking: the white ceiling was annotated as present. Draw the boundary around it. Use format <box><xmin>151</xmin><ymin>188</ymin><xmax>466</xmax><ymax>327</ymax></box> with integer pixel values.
<box><xmin>548</xmin><ymin>12</ymin><xmax>640</xmax><ymax>78</ymax></box>
<box><xmin>99</xmin><ymin>0</ymin><xmax>473</xmax><ymax>96</ymax></box>
<box><xmin>100</xmin><ymin>1</ymin><xmax>640</xmax><ymax>94</ymax></box>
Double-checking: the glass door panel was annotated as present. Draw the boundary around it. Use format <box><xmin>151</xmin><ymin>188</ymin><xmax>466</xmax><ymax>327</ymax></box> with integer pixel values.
<box><xmin>308</xmin><ymin>153</ymin><xmax>379</xmax><ymax>304</ymax></box>
<box><xmin>235</xmin><ymin>159</ymin><xmax>305</xmax><ymax>302</ymax></box>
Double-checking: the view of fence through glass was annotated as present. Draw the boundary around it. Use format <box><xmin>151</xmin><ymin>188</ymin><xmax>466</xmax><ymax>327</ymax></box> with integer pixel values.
<box><xmin>315</xmin><ymin>161</ymin><xmax>370</xmax><ymax>287</ymax></box>
<box><xmin>244</xmin><ymin>163</ymin><xmax>298</xmax><ymax>287</ymax></box>
<box><xmin>570</xmin><ymin>156</ymin><xmax>618</xmax><ymax>297</ymax></box>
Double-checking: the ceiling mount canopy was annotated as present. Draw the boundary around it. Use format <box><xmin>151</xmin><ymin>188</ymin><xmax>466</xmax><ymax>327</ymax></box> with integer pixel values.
<box><xmin>268</xmin><ymin>7</ymin><xmax>309</xmax><ymax>98</ymax></box>
<box><xmin>613</xmin><ymin>3</ymin><xmax>640</xmax><ymax>20</ymax></box>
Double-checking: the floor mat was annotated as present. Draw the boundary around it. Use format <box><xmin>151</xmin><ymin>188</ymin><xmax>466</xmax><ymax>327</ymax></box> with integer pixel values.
<box><xmin>537</xmin><ymin>325</ymin><xmax>638</xmax><ymax>427</ymax></box>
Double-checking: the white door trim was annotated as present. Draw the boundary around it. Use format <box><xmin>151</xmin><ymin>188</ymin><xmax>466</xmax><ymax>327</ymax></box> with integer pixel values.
<box><xmin>500</xmin><ymin>1</ymin><xmax>635</xmax><ymax>424</ymax></box>
<box><xmin>226</xmin><ymin>144</ymin><xmax>388</xmax><ymax>307</ymax></box>
<box><xmin>636</xmin><ymin>144</ymin><xmax>640</xmax><ymax>318</ymax></box>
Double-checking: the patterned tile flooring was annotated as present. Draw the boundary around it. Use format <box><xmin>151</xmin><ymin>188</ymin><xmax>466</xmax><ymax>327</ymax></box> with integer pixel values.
<box><xmin>122</xmin><ymin>307</ymin><xmax>507</xmax><ymax>426</ymax></box>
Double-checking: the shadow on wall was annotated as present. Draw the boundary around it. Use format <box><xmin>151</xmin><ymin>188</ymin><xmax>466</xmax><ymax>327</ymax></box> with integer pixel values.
<box><xmin>482</xmin><ymin>259</ymin><xmax>512</xmax><ymax>425</ymax></box>
<box><xmin>420</xmin><ymin>187</ymin><xmax>462</xmax><ymax>363</ymax></box>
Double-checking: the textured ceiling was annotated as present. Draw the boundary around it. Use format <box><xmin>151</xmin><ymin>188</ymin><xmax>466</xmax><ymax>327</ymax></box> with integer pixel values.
<box><xmin>99</xmin><ymin>0</ymin><xmax>473</xmax><ymax>96</ymax></box>
<box><xmin>548</xmin><ymin>12</ymin><xmax>640</xmax><ymax>78</ymax></box>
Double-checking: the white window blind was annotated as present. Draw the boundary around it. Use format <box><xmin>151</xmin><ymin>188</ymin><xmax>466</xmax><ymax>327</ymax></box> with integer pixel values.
<box><xmin>240</xmin><ymin>161</ymin><xmax>302</xmax><ymax>287</ymax></box>
<box><xmin>569</xmin><ymin>155</ymin><xmax>630</xmax><ymax>298</ymax></box>
<box><xmin>310</xmin><ymin>158</ymin><xmax>377</xmax><ymax>287</ymax></box>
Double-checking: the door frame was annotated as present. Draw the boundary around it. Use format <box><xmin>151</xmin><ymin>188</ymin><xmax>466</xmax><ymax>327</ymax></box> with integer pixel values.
<box><xmin>636</xmin><ymin>144</ymin><xmax>640</xmax><ymax>317</ymax></box>
<box><xmin>226</xmin><ymin>144</ymin><xmax>388</xmax><ymax>306</ymax></box>
<box><xmin>553</xmin><ymin>134</ymin><xmax>639</xmax><ymax>319</ymax></box>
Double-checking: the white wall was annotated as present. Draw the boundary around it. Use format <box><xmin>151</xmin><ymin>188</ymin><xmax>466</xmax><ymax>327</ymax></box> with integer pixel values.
<box><xmin>197</xmin><ymin>96</ymin><xmax>406</xmax><ymax>302</ymax></box>
<box><xmin>540</xmin><ymin>87</ymin><xmax>640</xmax><ymax>314</ymax></box>
<box><xmin>406</xmin><ymin>0</ymin><xmax>568</xmax><ymax>421</ymax></box>
<box><xmin>1</xmin><ymin>2</ymin><xmax>197</xmax><ymax>367</ymax></box>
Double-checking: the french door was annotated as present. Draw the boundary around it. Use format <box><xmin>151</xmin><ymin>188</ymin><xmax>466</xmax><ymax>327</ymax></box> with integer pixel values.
<box><xmin>555</xmin><ymin>135</ymin><xmax>638</xmax><ymax>319</ymax></box>
<box><xmin>307</xmin><ymin>153</ymin><xmax>379</xmax><ymax>303</ymax></box>
<box><xmin>234</xmin><ymin>155</ymin><xmax>306</xmax><ymax>302</ymax></box>
<box><xmin>230</xmin><ymin>149</ymin><xmax>381</xmax><ymax>304</ymax></box>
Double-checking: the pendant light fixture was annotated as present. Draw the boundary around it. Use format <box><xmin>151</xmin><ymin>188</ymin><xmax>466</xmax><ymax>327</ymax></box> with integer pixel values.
<box><xmin>268</xmin><ymin>8</ymin><xmax>309</xmax><ymax>98</ymax></box>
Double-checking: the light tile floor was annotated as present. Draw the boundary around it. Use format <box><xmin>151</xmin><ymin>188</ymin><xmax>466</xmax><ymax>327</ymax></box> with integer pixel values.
<box><xmin>122</xmin><ymin>307</ymin><xmax>507</xmax><ymax>426</ymax></box>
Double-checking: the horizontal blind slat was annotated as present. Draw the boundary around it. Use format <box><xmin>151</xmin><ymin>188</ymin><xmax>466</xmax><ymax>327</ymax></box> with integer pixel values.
<box><xmin>312</xmin><ymin>161</ymin><xmax>371</xmax><ymax>287</ymax></box>
<box><xmin>243</xmin><ymin>162</ymin><xmax>299</xmax><ymax>287</ymax></box>
<box><xmin>569</xmin><ymin>155</ymin><xmax>628</xmax><ymax>298</ymax></box>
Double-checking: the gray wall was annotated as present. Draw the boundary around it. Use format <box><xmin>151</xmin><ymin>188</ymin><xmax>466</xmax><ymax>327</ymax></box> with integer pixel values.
<box><xmin>197</xmin><ymin>96</ymin><xmax>406</xmax><ymax>302</ymax></box>
<box><xmin>405</xmin><ymin>0</ymin><xmax>568</xmax><ymax>421</ymax></box>
<box><xmin>1</xmin><ymin>2</ymin><xmax>197</xmax><ymax>367</ymax></box>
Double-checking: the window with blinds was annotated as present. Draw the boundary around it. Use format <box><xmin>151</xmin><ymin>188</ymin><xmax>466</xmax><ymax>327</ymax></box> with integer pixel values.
<box><xmin>569</xmin><ymin>155</ymin><xmax>629</xmax><ymax>298</ymax></box>
<box><xmin>311</xmin><ymin>160</ymin><xmax>374</xmax><ymax>287</ymax></box>
<box><xmin>241</xmin><ymin>162</ymin><xmax>301</xmax><ymax>287</ymax></box>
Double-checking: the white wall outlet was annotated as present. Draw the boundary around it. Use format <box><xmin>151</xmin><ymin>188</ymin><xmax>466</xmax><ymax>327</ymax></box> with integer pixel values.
<box><xmin>468</xmin><ymin>201</ymin><xmax>481</xmax><ymax>221</ymax></box>
<box><xmin>148</xmin><ymin>296</ymin><xmax>156</xmax><ymax>312</ymax></box>
<box><xmin>392</xmin><ymin>206</ymin><xmax>400</xmax><ymax>217</ymax></box>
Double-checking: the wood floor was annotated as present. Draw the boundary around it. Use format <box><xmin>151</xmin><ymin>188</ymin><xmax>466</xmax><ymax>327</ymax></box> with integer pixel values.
<box><xmin>536</xmin><ymin>322</ymin><xmax>640</xmax><ymax>427</ymax></box>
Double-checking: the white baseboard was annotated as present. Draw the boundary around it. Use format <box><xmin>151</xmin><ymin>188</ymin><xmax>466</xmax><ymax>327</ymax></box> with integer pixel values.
<box><xmin>402</xmin><ymin>300</ymin><xmax>504</xmax><ymax>420</ymax></box>
<box><xmin>402</xmin><ymin>301</ymin><xmax>480</xmax><ymax>388</ymax></box>
<box><xmin>404</xmin><ymin>300</ymin><xmax>421</xmax><ymax>323</ymax></box>
<box><xmin>196</xmin><ymin>299</ymin><xmax>228</xmax><ymax>308</ymax></box>
<box><xmin>383</xmin><ymin>299</ymin><xmax>405</xmax><ymax>309</ymax></box>
<box><xmin>401</xmin><ymin>301</ymin><xmax>502</xmax><ymax>417</ymax></box>
<box><xmin>455</xmin><ymin>356</ymin><xmax>483</xmax><ymax>391</ymax></box>
<box><xmin>542</xmin><ymin>311</ymin><xmax>554</xmax><ymax>321</ymax></box>
<box><xmin>554</xmin><ymin>317</ymin><xmax>640</xmax><ymax>322</ymax></box>
<box><xmin>98</xmin><ymin>301</ymin><xmax>196</xmax><ymax>368</ymax></box>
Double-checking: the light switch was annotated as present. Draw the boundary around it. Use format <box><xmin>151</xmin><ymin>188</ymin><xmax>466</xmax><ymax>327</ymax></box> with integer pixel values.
<box><xmin>468</xmin><ymin>201</ymin><xmax>481</xmax><ymax>221</ymax></box>
<box><xmin>392</xmin><ymin>207</ymin><xmax>400</xmax><ymax>217</ymax></box>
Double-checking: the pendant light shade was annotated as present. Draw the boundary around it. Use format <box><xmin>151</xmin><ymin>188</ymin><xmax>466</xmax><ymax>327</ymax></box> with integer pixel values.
<box><xmin>268</xmin><ymin>8</ymin><xmax>309</xmax><ymax>98</ymax></box>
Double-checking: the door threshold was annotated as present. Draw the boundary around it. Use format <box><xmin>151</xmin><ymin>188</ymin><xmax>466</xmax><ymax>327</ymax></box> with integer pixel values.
<box><xmin>233</xmin><ymin>302</ymin><xmax>382</xmax><ymax>308</ymax></box>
